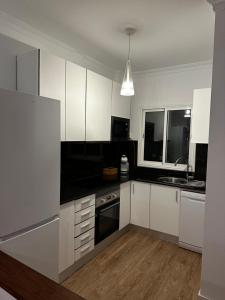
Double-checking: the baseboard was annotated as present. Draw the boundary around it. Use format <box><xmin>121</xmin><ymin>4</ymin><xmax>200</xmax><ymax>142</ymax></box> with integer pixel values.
<box><xmin>179</xmin><ymin>241</ymin><xmax>202</xmax><ymax>254</ymax></box>
<box><xmin>59</xmin><ymin>225</ymin><xmax>130</xmax><ymax>283</ymax></box>
<box><xmin>129</xmin><ymin>224</ymin><xmax>178</xmax><ymax>244</ymax></box>
<box><xmin>198</xmin><ymin>290</ymin><xmax>210</xmax><ymax>300</ymax></box>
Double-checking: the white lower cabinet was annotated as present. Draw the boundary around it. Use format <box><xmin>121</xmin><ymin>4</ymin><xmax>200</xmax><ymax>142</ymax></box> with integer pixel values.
<box><xmin>119</xmin><ymin>182</ymin><xmax>131</xmax><ymax>230</ymax></box>
<box><xmin>75</xmin><ymin>240</ymin><xmax>95</xmax><ymax>261</ymax></box>
<box><xmin>130</xmin><ymin>181</ymin><xmax>150</xmax><ymax>228</ymax></box>
<box><xmin>59</xmin><ymin>195</ymin><xmax>96</xmax><ymax>273</ymax></box>
<box><xmin>74</xmin><ymin>194</ymin><xmax>95</xmax><ymax>262</ymax></box>
<box><xmin>74</xmin><ymin>228</ymin><xmax>95</xmax><ymax>250</ymax></box>
<box><xmin>59</xmin><ymin>201</ymin><xmax>75</xmax><ymax>273</ymax></box>
<box><xmin>150</xmin><ymin>184</ymin><xmax>180</xmax><ymax>236</ymax></box>
<box><xmin>74</xmin><ymin>205</ymin><xmax>95</xmax><ymax>224</ymax></box>
<box><xmin>74</xmin><ymin>217</ymin><xmax>95</xmax><ymax>237</ymax></box>
<box><xmin>74</xmin><ymin>195</ymin><xmax>95</xmax><ymax>213</ymax></box>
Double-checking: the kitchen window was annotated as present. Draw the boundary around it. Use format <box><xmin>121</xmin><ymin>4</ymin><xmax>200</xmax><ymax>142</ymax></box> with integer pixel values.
<box><xmin>139</xmin><ymin>107</ymin><xmax>194</xmax><ymax>170</ymax></box>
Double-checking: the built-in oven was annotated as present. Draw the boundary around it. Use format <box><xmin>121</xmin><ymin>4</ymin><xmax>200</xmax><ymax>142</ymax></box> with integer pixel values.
<box><xmin>95</xmin><ymin>187</ymin><xmax>120</xmax><ymax>245</ymax></box>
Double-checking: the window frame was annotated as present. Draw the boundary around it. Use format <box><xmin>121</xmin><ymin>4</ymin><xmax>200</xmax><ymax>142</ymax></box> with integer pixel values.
<box><xmin>138</xmin><ymin>106</ymin><xmax>195</xmax><ymax>171</ymax></box>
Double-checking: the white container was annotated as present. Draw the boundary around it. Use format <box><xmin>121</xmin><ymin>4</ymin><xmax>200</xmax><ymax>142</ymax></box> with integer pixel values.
<box><xmin>120</xmin><ymin>155</ymin><xmax>129</xmax><ymax>179</ymax></box>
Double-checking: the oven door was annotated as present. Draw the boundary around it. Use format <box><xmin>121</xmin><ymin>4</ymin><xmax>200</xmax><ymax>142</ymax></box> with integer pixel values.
<box><xmin>95</xmin><ymin>200</ymin><xmax>120</xmax><ymax>245</ymax></box>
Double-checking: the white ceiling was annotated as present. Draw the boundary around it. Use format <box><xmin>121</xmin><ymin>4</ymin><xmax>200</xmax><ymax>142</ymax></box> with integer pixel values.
<box><xmin>0</xmin><ymin>0</ymin><xmax>215</xmax><ymax>72</ymax></box>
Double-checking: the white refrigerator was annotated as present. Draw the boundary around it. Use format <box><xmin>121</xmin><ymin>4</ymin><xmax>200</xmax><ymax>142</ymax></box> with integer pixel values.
<box><xmin>0</xmin><ymin>88</ymin><xmax>60</xmax><ymax>282</ymax></box>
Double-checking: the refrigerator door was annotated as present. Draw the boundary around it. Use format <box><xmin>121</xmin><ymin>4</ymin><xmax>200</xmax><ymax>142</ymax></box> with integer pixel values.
<box><xmin>0</xmin><ymin>218</ymin><xmax>59</xmax><ymax>282</ymax></box>
<box><xmin>0</xmin><ymin>88</ymin><xmax>60</xmax><ymax>237</ymax></box>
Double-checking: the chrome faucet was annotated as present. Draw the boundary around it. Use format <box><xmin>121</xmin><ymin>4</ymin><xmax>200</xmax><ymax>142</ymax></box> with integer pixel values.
<box><xmin>174</xmin><ymin>156</ymin><xmax>192</xmax><ymax>182</ymax></box>
<box><xmin>186</xmin><ymin>163</ymin><xmax>192</xmax><ymax>182</ymax></box>
<box><xmin>174</xmin><ymin>156</ymin><xmax>183</xmax><ymax>166</ymax></box>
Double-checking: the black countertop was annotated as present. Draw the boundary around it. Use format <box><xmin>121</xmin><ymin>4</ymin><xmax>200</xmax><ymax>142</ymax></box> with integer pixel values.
<box><xmin>134</xmin><ymin>176</ymin><xmax>206</xmax><ymax>194</ymax></box>
<box><xmin>60</xmin><ymin>178</ymin><xmax>130</xmax><ymax>204</ymax></box>
<box><xmin>60</xmin><ymin>175</ymin><xmax>205</xmax><ymax>205</ymax></box>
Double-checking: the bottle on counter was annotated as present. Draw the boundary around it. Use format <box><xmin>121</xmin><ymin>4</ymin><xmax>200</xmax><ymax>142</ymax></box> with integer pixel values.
<box><xmin>120</xmin><ymin>155</ymin><xmax>129</xmax><ymax>180</ymax></box>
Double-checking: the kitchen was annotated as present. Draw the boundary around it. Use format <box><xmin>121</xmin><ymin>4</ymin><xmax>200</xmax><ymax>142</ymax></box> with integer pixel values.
<box><xmin>0</xmin><ymin>1</ymin><xmax>224</xmax><ymax>300</ymax></box>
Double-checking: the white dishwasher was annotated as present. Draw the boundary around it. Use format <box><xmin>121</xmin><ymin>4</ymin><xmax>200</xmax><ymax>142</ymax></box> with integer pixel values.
<box><xmin>179</xmin><ymin>191</ymin><xmax>205</xmax><ymax>253</ymax></box>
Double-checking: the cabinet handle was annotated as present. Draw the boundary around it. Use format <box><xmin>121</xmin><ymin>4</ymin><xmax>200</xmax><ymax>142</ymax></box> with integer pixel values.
<box><xmin>81</xmin><ymin>222</ymin><xmax>90</xmax><ymax>229</ymax></box>
<box><xmin>80</xmin><ymin>244</ymin><xmax>91</xmax><ymax>253</ymax></box>
<box><xmin>176</xmin><ymin>191</ymin><xmax>179</xmax><ymax>203</ymax></box>
<box><xmin>133</xmin><ymin>183</ymin><xmax>135</xmax><ymax>194</ymax></box>
<box><xmin>81</xmin><ymin>211</ymin><xmax>91</xmax><ymax>218</ymax></box>
<box><xmin>80</xmin><ymin>233</ymin><xmax>90</xmax><ymax>242</ymax></box>
<box><xmin>81</xmin><ymin>199</ymin><xmax>91</xmax><ymax>206</ymax></box>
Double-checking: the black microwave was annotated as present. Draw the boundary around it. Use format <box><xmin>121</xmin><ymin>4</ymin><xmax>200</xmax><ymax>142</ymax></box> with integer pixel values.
<box><xmin>111</xmin><ymin>116</ymin><xmax>130</xmax><ymax>141</ymax></box>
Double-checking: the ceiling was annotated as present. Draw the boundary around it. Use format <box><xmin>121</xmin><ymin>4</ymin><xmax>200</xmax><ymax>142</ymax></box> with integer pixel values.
<box><xmin>0</xmin><ymin>0</ymin><xmax>215</xmax><ymax>72</ymax></box>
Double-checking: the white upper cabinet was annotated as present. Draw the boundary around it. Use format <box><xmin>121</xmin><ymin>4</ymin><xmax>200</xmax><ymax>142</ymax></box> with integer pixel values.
<box><xmin>119</xmin><ymin>182</ymin><xmax>131</xmax><ymax>230</ymax></box>
<box><xmin>112</xmin><ymin>81</ymin><xmax>131</xmax><ymax>119</ymax></box>
<box><xmin>130</xmin><ymin>181</ymin><xmax>150</xmax><ymax>228</ymax></box>
<box><xmin>39</xmin><ymin>51</ymin><xmax>66</xmax><ymax>141</ymax></box>
<box><xmin>66</xmin><ymin>61</ymin><xmax>86</xmax><ymax>141</ymax></box>
<box><xmin>17</xmin><ymin>49</ymin><xmax>66</xmax><ymax>141</ymax></box>
<box><xmin>150</xmin><ymin>184</ymin><xmax>180</xmax><ymax>236</ymax></box>
<box><xmin>86</xmin><ymin>70</ymin><xmax>112</xmax><ymax>141</ymax></box>
<box><xmin>191</xmin><ymin>88</ymin><xmax>211</xmax><ymax>144</ymax></box>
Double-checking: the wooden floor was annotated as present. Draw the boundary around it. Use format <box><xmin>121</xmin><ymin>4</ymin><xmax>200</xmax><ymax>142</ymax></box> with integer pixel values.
<box><xmin>63</xmin><ymin>228</ymin><xmax>202</xmax><ymax>300</ymax></box>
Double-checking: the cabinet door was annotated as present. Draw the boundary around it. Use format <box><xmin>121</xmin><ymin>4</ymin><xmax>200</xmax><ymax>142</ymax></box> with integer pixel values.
<box><xmin>39</xmin><ymin>51</ymin><xmax>66</xmax><ymax>141</ymax></box>
<box><xmin>130</xmin><ymin>181</ymin><xmax>150</xmax><ymax>228</ymax></box>
<box><xmin>191</xmin><ymin>88</ymin><xmax>211</xmax><ymax>144</ymax></box>
<box><xmin>112</xmin><ymin>81</ymin><xmax>131</xmax><ymax>119</ymax></box>
<box><xmin>179</xmin><ymin>197</ymin><xmax>205</xmax><ymax>248</ymax></box>
<box><xmin>86</xmin><ymin>70</ymin><xmax>112</xmax><ymax>141</ymax></box>
<box><xmin>59</xmin><ymin>202</ymin><xmax>74</xmax><ymax>273</ymax></box>
<box><xmin>66</xmin><ymin>61</ymin><xmax>86</xmax><ymax>141</ymax></box>
<box><xmin>119</xmin><ymin>182</ymin><xmax>131</xmax><ymax>230</ymax></box>
<box><xmin>150</xmin><ymin>184</ymin><xmax>179</xmax><ymax>236</ymax></box>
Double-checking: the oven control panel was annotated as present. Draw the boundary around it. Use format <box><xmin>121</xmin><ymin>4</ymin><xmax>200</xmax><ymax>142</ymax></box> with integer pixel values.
<box><xmin>96</xmin><ymin>190</ymin><xmax>120</xmax><ymax>208</ymax></box>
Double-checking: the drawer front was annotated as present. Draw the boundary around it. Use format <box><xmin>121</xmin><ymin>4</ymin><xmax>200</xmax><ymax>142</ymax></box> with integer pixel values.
<box><xmin>74</xmin><ymin>228</ymin><xmax>95</xmax><ymax>249</ymax></box>
<box><xmin>75</xmin><ymin>239</ymin><xmax>94</xmax><ymax>261</ymax></box>
<box><xmin>75</xmin><ymin>205</ymin><xmax>95</xmax><ymax>225</ymax></box>
<box><xmin>74</xmin><ymin>217</ymin><xmax>95</xmax><ymax>237</ymax></box>
<box><xmin>74</xmin><ymin>195</ymin><xmax>95</xmax><ymax>212</ymax></box>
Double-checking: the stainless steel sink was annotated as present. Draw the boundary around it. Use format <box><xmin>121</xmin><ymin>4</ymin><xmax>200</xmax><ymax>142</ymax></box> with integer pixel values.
<box><xmin>158</xmin><ymin>176</ymin><xmax>206</xmax><ymax>188</ymax></box>
<box><xmin>186</xmin><ymin>180</ymin><xmax>206</xmax><ymax>188</ymax></box>
<box><xmin>158</xmin><ymin>177</ymin><xmax>188</xmax><ymax>184</ymax></box>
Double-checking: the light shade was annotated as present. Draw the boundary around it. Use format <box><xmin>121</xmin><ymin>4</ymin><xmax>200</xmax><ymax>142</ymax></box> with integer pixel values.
<box><xmin>184</xmin><ymin>109</ymin><xmax>191</xmax><ymax>118</ymax></box>
<box><xmin>120</xmin><ymin>59</ymin><xmax>135</xmax><ymax>96</ymax></box>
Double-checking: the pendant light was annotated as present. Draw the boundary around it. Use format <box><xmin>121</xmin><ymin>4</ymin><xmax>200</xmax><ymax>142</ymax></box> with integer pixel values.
<box><xmin>184</xmin><ymin>109</ymin><xmax>191</xmax><ymax>118</ymax></box>
<box><xmin>120</xmin><ymin>28</ymin><xmax>136</xmax><ymax>96</ymax></box>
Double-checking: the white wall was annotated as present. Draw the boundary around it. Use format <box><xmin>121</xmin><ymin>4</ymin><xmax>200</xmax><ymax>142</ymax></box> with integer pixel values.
<box><xmin>200</xmin><ymin>1</ymin><xmax>225</xmax><ymax>299</ymax></box>
<box><xmin>0</xmin><ymin>10</ymin><xmax>115</xmax><ymax>80</ymax></box>
<box><xmin>130</xmin><ymin>62</ymin><xmax>213</xmax><ymax>142</ymax></box>
<box><xmin>0</xmin><ymin>33</ymin><xmax>34</xmax><ymax>90</ymax></box>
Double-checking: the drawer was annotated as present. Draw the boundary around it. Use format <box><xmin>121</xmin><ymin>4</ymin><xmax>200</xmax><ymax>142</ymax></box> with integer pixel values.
<box><xmin>74</xmin><ymin>228</ymin><xmax>95</xmax><ymax>249</ymax></box>
<box><xmin>75</xmin><ymin>205</ymin><xmax>95</xmax><ymax>225</ymax></box>
<box><xmin>75</xmin><ymin>239</ymin><xmax>94</xmax><ymax>262</ymax></box>
<box><xmin>74</xmin><ymin>217</ymin><xmax>95</xmax><ymax>237</ymax></box>
<box><xmin>74</xmin><ymin>194</ymin><xmax>95</xmax><ymax>212</ymax></box>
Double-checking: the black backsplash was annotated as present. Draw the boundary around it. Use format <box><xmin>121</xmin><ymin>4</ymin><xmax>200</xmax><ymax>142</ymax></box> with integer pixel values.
<box><xmin>135</xmin><ymin>143</ymin><xmax>208</xmax><ymax>181</ymax></box>
<box><xmin>61</xmin><ymin>141</ymin><xmax>137</xmax><ymax>203</ymax></box>
<box><xmin>134</xmin><ymin>166</ymin><xmax>189</xmax><ymax>180</ymax></box>
<box><xmin>61</xmin><ymin>140</ymin><xmax>208</xmax><ymax>203</ymax></box>
<box><xmin>194</xmin><ymin>144</ymin><xmax>208</xmax><ymax>180</ymax></box>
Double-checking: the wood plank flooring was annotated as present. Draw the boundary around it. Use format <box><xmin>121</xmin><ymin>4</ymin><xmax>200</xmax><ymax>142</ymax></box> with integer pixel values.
<box><xmin>63</xmin><ymin>228</ymin><xmax>202</xmax><ymax>300</ymax></box>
